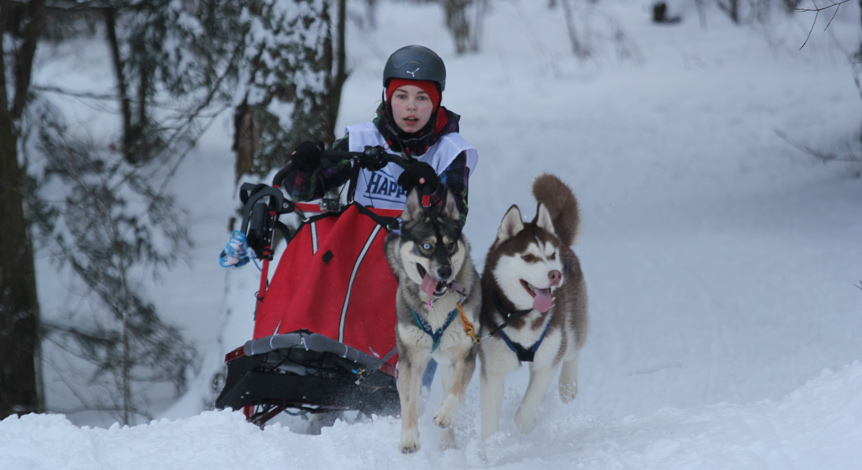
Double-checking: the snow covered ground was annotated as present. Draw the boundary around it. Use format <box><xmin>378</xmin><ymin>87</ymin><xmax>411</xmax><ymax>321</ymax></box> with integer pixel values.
<box><xmin>4</xmin><ymin>363</ymin><xmax>862</xmax><ymax>468</ymax></box>
<box><xmin>4</xmin><ymin>0</ymin><xmax>862</xmax><ymax>468</ymax></box>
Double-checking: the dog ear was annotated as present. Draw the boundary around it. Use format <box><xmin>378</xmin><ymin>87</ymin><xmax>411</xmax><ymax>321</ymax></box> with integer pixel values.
<box><xmin>441</xmin><ymin>190</ymin><xmax>460</xmax><ymax>222</ymax></box>
<box><xmin>497</xmin><ymin>204</ymin><xmax>524</xmax><ymax>242</ymax></box>
<box><xmin>401</xmin><ymin>189</ymin><xmax>424</xmax><ymax>222</ymax></box>
<box><xmin>536</xmin><ymin>203</ymin><xmax>555</xmax><ymax>235</ymax></box>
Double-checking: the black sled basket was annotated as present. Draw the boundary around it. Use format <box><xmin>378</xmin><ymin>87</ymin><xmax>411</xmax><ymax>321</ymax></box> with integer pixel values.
<box><xmin>216</xmin><ymin>331</ymin><xmax>399</xmax><ymax>426</ymax></box>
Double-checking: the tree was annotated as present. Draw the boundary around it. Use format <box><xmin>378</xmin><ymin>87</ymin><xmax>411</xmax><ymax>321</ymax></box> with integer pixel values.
<box><xmin>712</xmin><ymin>0</ymin><xmax>811</xmax><ymax>26</ymax></box>
<box><xmin>553</xmin><ymin>0</ymin><xmax>643</xmax><ymax>64</ymax></box>
<box><xmin>717</xmin><ymin>0</ymin><xmax>741</xmax><ymax>23</ymax></box>
<box><xmin>797</xmin><ymin>0</ymin><xmax>862</xmax><ymax>158</ymax></box>
<box><xmin>25</xmin><ymin>0</ymin><xmax>242</xmax><ymax>424</ymax></box>
<box><xmin>442</xmin><ymin>0</ymin><xmax>488</xmax><ymax>54</ymax></box>
<box><xmin>233</xmin><ymin>0</ymin><xmax>349</xmax><ymax>182</ymax></box>
<box><xmin>33</xmin><ymin>105</ymin><xmax>198</xmax><ymax>423</ymax></box>
<box><xmin>797</xmin><ymin>0</ymin><xmax>851</xmax><ymax>50</ymax></box>
<box><xmin>560</xmin><ymin>0</ymin><xmax>591</xmax><ymax>59</ymax></box>
<box><xmin>0</xmin><ymin>0</ymin><xmax>46</xmax><ymax>420</ymax></box>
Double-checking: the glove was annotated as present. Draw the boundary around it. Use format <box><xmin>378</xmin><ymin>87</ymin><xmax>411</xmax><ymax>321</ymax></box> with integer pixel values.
<box><xmin>219</xmin><ymin>231</ymin><xmax>254</xmax><ymax>268</ymax></box>
<box><xmin>291</xmin><ymin>141</ymin><xmax>324</xmax><ymax>172</ymax></box>
<box><xmin>397</xmin><ymin>161</ymin><xmax>439</xmax><ymax>193</ymax></box>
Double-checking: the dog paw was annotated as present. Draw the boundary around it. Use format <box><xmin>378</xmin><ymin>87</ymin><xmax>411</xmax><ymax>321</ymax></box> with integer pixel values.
<box><xmin>432</xmin><ymin>408</ymin><xmax>455</xmax><ymax>429</ymax></box>
<box><xmin>440</xmin><ymin>441</ymin><xmax>460</xmax><ymax>451</ymax></box>
<box><xmin>514</xmin><ymin>407</ymin><xmax>537</xmax><ymax>434</ymax></box>
<box><xmin>439</xmin><ymin>428</ymin><xmax>458</xmax><ymax>450</ymax></box>
<box><xmin>559</xmin><ymin>382</ymin><xmax>579</xmax><ymax>403</ymax></box>
<box><xmin>399</xmin><ymin>432</ymin><xmax>420</xmax><ymax>454</ymax></box>
<box><xmin>432</xmin><ymin>396</ymin><xmax>459</xmax><ymax>429</ymax></box>
<box><xmin>400</xmin><ymin>443</ymin><xmax>420</xmax><ymax>454</ymax></box>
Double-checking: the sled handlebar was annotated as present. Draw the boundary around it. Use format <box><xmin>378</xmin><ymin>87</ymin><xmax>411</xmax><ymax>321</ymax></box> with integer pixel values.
<box><xmin>234</xmin><ymin>147</ymin><xmax>409</xmax><ymax>264</ymax></box>
<box><xmin>322</xmin><ymin>146</ymin><xmax>410</xmax><ymax>168</ymax></box>
<box><xmin>272</xmin><ymin>146</ymin><xmax>409</xmax><ymax>187</ymax></box>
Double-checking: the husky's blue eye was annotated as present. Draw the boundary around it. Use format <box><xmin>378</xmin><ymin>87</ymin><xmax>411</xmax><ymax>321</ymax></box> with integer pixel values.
<box><xmin>422</xmin><ymin>243</ymin><xmax>432</xmax><ymax>250</ymax></box>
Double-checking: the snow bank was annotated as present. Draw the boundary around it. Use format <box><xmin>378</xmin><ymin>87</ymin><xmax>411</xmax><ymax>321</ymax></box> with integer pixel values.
<box><xmin>3</xmin><ymin>362</ymin><xmax>860</xmax><ymax>469</ymax></box>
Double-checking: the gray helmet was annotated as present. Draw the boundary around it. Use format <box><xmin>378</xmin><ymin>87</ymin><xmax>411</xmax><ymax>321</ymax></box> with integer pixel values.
<box><xmin>382</xmin><ymin>45</ymin><xmax>446</xmax><ymax>92</ymax></box>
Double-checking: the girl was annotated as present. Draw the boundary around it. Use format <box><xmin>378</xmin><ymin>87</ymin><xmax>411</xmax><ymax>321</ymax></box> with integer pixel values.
<box><xmin>284</xmin><ymin>45</ymin><xmax>478</xmax><ymax>223</ymax></box>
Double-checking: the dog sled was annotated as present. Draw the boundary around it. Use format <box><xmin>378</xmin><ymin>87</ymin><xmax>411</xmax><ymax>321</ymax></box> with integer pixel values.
<box><xmin>215</xmin><ymin>148</ymin><xmax>408</xmax><ymax>428</ymax></box>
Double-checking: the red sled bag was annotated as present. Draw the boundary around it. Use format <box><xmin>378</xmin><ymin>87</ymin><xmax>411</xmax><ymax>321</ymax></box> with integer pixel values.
<box><xmin>254</xmin><ymin>203</ymin><xmax>399</xmax><ymax>366</ymax></box>
<box><xmin>216</xmin><ymin>148</ymin><xmax>408</xmax><ymax>427</ymax></box>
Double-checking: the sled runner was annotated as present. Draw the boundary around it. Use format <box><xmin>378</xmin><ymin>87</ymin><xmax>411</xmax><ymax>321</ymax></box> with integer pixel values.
<box><xmin>215</xmin><ymin>147</ymin><xmax>407</xmax><ymax>428</ymax></box>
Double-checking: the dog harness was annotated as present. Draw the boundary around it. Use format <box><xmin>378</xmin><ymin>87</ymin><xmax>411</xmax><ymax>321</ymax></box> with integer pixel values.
<box><xmin>490</xmin><ymin>294</ymin><xmax>552</xmax><ymax>362</ymax></box>
<box><xmin>412</xmin><ymin>291</ymin><xmax>480</xmax><ymax>353</ymax></box>
<box><xmin>495</xmin><ymin>321</ymin><xmax>552</xmax><ymax>363</ymax></box>
<box><xmin>412</xmin><ymin>308</ymin><xmax>459</xmax><ymax>353</ymax></box>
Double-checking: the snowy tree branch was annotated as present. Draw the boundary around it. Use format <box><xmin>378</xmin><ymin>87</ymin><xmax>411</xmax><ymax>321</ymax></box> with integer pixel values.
<box><xmin>775</xmin><ymin>129</ymin><xmax>862</xmax><ymax>163</ymax></box>
<box><xmin>797</xmin><ymin>0</ymin><xmax>851</xmax><ymax>50</ymax></box>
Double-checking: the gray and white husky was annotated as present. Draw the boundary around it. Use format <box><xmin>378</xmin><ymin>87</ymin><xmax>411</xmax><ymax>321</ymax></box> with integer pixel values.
<box><xmin>478</xmin><ymin>173</ymin><xmax>588</xmax><ymax>438</ymax></box>
<box><xmin>384</xmin><ymin>189</ymin><xmax>481</xmax><ymax>453</ymax></box>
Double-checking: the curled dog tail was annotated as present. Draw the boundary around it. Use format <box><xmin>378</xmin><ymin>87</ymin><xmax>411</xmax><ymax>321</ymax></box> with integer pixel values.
<box><xmin>532</xmin><ymin>173</ymin><xmax>580</xmax><ymax>247</ymax></box>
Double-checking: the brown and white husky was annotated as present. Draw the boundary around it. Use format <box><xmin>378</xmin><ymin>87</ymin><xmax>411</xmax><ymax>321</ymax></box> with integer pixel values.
<box><xmin>478</xmin><ymin>173</ymin><xmax>589</xmax><ymax>438</ymax></box>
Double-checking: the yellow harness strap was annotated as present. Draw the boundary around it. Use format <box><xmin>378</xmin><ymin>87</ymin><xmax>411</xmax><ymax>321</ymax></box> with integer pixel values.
<box><xmin>456</xmin><ymin>302</ymin><xmax>481</xmax><ymax>344</ymax></box>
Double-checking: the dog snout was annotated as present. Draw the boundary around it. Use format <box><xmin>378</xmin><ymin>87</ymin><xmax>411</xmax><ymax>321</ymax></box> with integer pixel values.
<box><xmin>437</xmin><ymin>265</ymin><xmax>452</xmax><ymax>280</ymax></box>
<box><xmin>548</xmin><ymin>270</ymin><xmax>562</xmax><ymax>286</ymax></box>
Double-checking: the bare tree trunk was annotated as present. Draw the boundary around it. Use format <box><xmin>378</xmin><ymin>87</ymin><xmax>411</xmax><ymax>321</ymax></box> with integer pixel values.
<box><xmin>782</xmin><ymin>0</ymin><xmax>803</xmax><ymax>13</ymax></box>
<box><xmin>696</xmin><ymin>0</ymin><xmax>708</xmax><ymax>28</ymax></box>
<box><xmin>0</xmin><ymin>0</ymin><xmax>45</xmax><ymax>419</ymax></box>
<box><xmin>105</xmin><ymin>6</ymin><xmax>154</xmax><ymax>164</ymax></box>
<box><xmin>717</xmin><ymin>0</ymin><xmax>740</xmax><ymax>23</ymax></box>
<box><xmin>468</xmin><ymin>0</ymin><xmax>488</xmax><ymax>52</ymax></box>
<box><xmin>561</xmin><ymin>0</ymin><xmax>590</xmax><ymax>59</ymax></box>
<box><xmin>443</xmin><ymin>0</ymin><xmax>471</xmax><ymax>54</ymax></box>
<box><xmin>330</xmin><ymin>0</ymin><xmax>348</xmax><ymax>137</ymax></box>
<box><xmin>232</xmin><ymin>102</ymin><xmax>260</xmax><ymax>184</ymax></box>
<box><xmin>365</xmin><ymin>0</ymin><xmax>377</xmax><ymax>28</ymax></box>
<box><xmin>858</xmin><ymin>0</ymin><xmax>862</xmax><ymax>59</ymax></box>
<box><xmin>120</xmin><ymin>250</ymin><xmax>132</xmax><ymax>425</ymax></box>
<box><xmin>104</xmin><ymin>8</ymin><xmax>160</xmax><ymax>422</ymax></box>
<box><xmin>104</xmin><ymin>7</ymin><xmax>135</xmax><ymax>160</ymax></box>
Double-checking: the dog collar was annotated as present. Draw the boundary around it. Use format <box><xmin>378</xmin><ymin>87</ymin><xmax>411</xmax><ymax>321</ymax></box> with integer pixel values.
<box><xmin>493</xmin><ymin>293</ymin><xmax>532</xmax><ymax>321</ymax></box>
<box><xmin>448</xmin><ymin>281</ymin><xmax>470</xmax><ymax>297</ymax></box>
<box><xmin>485</xmin><ymin>293</ymin><xmax>540</xmax><ymax>345</ymax></box>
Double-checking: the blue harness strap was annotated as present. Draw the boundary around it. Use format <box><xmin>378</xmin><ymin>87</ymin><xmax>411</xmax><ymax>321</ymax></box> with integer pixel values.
<box><xmin>495</xmin><ymin>319</ymin><xmax>552</xmax><ymax>363</ymax></box>
<box><xmin>412</xmin><ymin>308</ymin><xmax>459</xmax><ymax>353</ymax></box>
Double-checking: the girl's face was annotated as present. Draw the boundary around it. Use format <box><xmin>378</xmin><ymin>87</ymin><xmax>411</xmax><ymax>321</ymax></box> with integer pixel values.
<box><xmin>389</xmin><ymin>85</ymin><xmax>435</xmax><ymax>134</ymax></box>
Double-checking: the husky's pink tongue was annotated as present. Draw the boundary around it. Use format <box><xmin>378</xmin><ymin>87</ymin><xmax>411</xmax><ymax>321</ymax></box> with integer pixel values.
<box><xmin>533</xmin><ymin>288</ymin><xmax>554</xmax><ymax>312</ymax></box>
<box><xmin>421</xmin><ymin>274</ymin><xmax>437</xmax><ymax>300</ymax></box>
